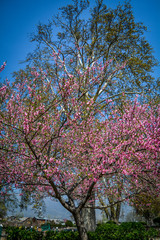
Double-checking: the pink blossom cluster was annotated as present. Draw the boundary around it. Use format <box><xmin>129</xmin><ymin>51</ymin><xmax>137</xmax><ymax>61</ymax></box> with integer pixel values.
<box><xmin>0</xmin><ymin>55</ymin><xmax>159</xmax><ymax>216</ymax></box>
<box><xmin>0</xmin><ymin>62</ymin><xmax>6</xmax><ymax>73</ymax></box>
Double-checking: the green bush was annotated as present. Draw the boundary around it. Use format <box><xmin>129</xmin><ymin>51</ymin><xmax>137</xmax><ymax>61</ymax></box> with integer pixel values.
<box><xmin>118</xmin><ymin>222</ymin><xmax>145</xmax><ymax>240</ymax></box>
<box><xmin>146</xmin><ymin>227</ymin><xmax>159</xmax><ymax>239</ymax></box>
<box><xmin>88</xmin><ymin>231</ymin><xmax>98</xmax><ymax>240</ymax></box>
<box><xmin>95</xmin><ymin>222</ymin><xmax>119</xmax><ymax>240</ymax></box>
<box><xmin>5</xmin><ymin>222</ymin><xmax>159</xmax><ymax>240</ymax></box>
<box><xmin>6</xmin><ymin>226</ymin><xmax>20</xmax><ymax>240</ymax></box>
<box><xmin>93</xmin><ymin>222</ymin><xmax>158</xmax><ymax>240</ymax></box>
<box><xmin>43</xmin><ymin>230</ymin><xmax>57</xmax><ymax>240</ymax></box>
<box><xmin>6</xmin><ymin>226</ymin><xmax>43</xmax><ymax>240</ymax></box>
<box><xmin>65</xmin><ymin>220</ymin><xmax>74</xmax><ymax>227</ymax></box>
<box><xmin>118</xmin><ymin>222</ymin><xmax>158</xmax><ymax>240</ymax></box>
<box><xmin>44</xmin><ymin>230</ymin><xmax>79</xmax><ymax>240</ymax></box>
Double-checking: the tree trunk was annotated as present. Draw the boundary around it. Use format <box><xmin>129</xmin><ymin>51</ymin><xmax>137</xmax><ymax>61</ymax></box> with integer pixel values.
<box><xmin>116</xmin><ymin>202</ymin><xmax>121</xmax><ymax>223</ymax></box>
<box><xmin>81</xmin><ymin>195</ymin><xmax>96</xmax><ymax>232</ymax></box>
<box><xmin>98</xmin><ymin>193</ymin><xmax>121</xmax><ymax>223</ymax></box>
<box><xmin>109</xmin><ymin>203</ymin><xmax>121</xmax><ymax>223</ymax></box>
<box><xmin>73</xmin><ymin>211</ymin><xmax>88</xmax><ymax>240</ymax></box>
<box><xmin>81</xmin><ymin>206</ymin><xmax>96</xmax><ymax>232</ymax></box>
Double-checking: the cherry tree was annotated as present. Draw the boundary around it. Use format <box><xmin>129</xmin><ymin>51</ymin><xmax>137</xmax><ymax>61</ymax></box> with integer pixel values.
<box><xmin>0</xmin><ymin>58</ymin><xmax>160</xmax><ymax>240</ymax></box>
<box><xmin>12</xmin><ymin>0</ymin><xmax>159</xmax><ymax>228</ymax></box>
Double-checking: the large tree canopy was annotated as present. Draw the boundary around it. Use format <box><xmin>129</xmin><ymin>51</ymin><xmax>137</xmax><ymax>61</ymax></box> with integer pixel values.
<box><xmin>0</xmin><ymin>55</ymin><xmax>160</xmax><ymax>240</ymax></box>
<box><xmin>0</xmin><ymin>1</ymin><xmax>159</xmax><ymax>239</ymax></box>
<box><xmin>21</xmin><ymin>0</ymin><xmax>158</xmax><ymax>102</ymax></box>
<box><xmin>13</xmin><ymin>0</ymin><xmax>159</xmax><ymax>223</ymax></box>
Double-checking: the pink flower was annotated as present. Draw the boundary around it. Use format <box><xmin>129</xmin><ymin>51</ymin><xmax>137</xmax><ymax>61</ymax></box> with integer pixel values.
<box><xmin>0</xmin><ymin>62</ymin><xmax>6</xmax><ymax>73</ymax></box>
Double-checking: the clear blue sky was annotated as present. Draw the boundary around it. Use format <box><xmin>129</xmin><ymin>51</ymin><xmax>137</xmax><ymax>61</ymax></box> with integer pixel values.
<box><xmin>0</xmin><ymin>0</ymin><xmax>160</xmax><ymax>82</ymax></box>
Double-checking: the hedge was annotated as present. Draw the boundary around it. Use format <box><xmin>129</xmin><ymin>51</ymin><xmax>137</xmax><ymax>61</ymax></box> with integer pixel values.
<box><xmin>5</xmin><ymin>222</ymin><xmax>159</xmax><ymax>240</ymax></box>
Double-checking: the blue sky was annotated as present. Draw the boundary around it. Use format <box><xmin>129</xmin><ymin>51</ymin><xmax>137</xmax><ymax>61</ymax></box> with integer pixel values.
<box><xmin>0</xmin><ymin>0</ymin><xmax>160</xmax><ymax>81</ymax></box>
<box><xmin>1</xmin><ymin>0</ymin><xmax>160</xmax><ymax>219</ymax></box>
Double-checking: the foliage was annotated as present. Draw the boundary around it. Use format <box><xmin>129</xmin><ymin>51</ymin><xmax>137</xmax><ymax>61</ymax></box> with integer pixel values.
<box><xmin>118</xmin><ymin>222</ymin><xmax>158</xmax><ymax>240</ymax></box>
<box><xmin>44</xmin><ymin>230</ymin><xmax>79</xmax><ymax>240</ymax></box>
<box><xmin>6</xmin><ymin>226</ymin><xmax>43</xmax><ymax>240</ymax></box>
<box><xmin>45</xmin><ymin>222</ymin><xmax>159</xmax><ymax>240</ymax></box>
<box><xmin>132</xmin><ymin>193</ymin><xmax>160</xmax><ymax>222</ymax></box>
<box><xmin>0</xmin><ymin>53</ymin><xmax>160</xmax><ymax>240</ymax></box>
<box><xmin>19</xmin><ymin>190</ymin><xmax>46</xmax><ymax>217</ymax></box>
<box><xmin>0</xmin><ymin>1</ymin><xmax>160</xmax><ymax>236</ymax></box>
<box><xmin>88</xmin><ymin>222</ymin><xmax>159</xmax><ymax>240</ymax></box>
<box><xmin>0</xmin><ymin>184</ymin><xmax>19</xmax><ymax>219</ymax></box>
<box><xmin>43</xmin><ymin>230</ymin><xmax>57</xmax><ymax>240</ymax></box>
<box><xmin>26</xmin><ymin>0</ymin><xmax>158</xmax><ymax>102</ymax></box>
<box><xmin>94</xmin><ymin>222</ymin><xmax>119</xmax><ymax>239</ymax></box>
<box><xmin>5</xmin><ymin>223</ymin><xmax>159</xmax><ymax>240</ymax></box>
<box><xmin>118</xmin><ymin>222</ymin><xmax>146</xmax><ymax>239</ymax></box>
<box><xmin>20</xmin><ymin>0</ymin><xmax>160</xmax><ymax>227</ymax></box>
<box><xmin>49</xmin><ymin>222</ymin><xmax>64</xmax><ymax>229</ymax></box>
<box><xmin>65</xmin><ymin>220</ymin><xmax>74</xmax><ymax>227</ymax></box>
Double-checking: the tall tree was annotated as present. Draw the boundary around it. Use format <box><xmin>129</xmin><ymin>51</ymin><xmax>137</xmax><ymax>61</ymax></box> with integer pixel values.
<box><xmin>0</xmin><ymin>56</ymin><xmax>160</xmax><ymax>240</ymax></box>
<box><xmin>18</xmin><ymin>0</ymin><xmax>159</xmax><ymax>225</ymax></box>
<box><xmin>132</xmin><ymin>193</ymin><xmax>160</xmax><ymax>225</ymax></box>
<box><xmin>10</xmin><ymin>0</ymin><xmax>159</xmax><ymax>230</ymax></box>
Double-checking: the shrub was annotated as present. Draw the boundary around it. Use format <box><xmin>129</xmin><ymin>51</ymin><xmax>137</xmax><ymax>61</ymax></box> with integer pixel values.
<box><xmin>5</xmin><ymin>222</ymin><xmax>159</xmax><ymax>240</ymax></box>
<box><xmin>44</xmin><ymin>230</ymin><xmax>79</xmax><ymax>240</ymax></box>
<box><xmin>6</xmin><ymin>226</ymin><xmax>43</xmax><ymax>240</ymax></box>
<box><xmin>6</xmin><ymin>226</ymin><xmax>20</xmax><ymax>240</ymax></box>
<box><xmin>43</xmin><ymin>230</ymin><xmax>57</xmax><ymax>240</ymax></box>
<box><xmin>65</xmin><ymin>220</ymin><xmax>74</xmax><ymax>227</ymax></box>
<box><xmin>118</xmin><ymin>222</ymin><xmax>158</xmax><ymax>240</ymax></box>
<box><xmin>95</xmin><ymin>222</ymin><xmax>119</xmax><ymax>240</ymax></box>
<box><xmin>93</xmin><ymin>222</ymin><xmax>158</xmax><ymax>240</ymax></box>
<box><xmin>88</xmin><ymin>231</ymin><xmax>99</xmax><ymax>240</ymax></box>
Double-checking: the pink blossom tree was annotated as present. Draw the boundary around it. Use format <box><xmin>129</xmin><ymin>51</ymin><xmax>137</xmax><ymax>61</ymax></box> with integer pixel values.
<box><xmin>0</xmin><ymin>58</ymin><xmax>160</xmax><ymax>240</ymax></box>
